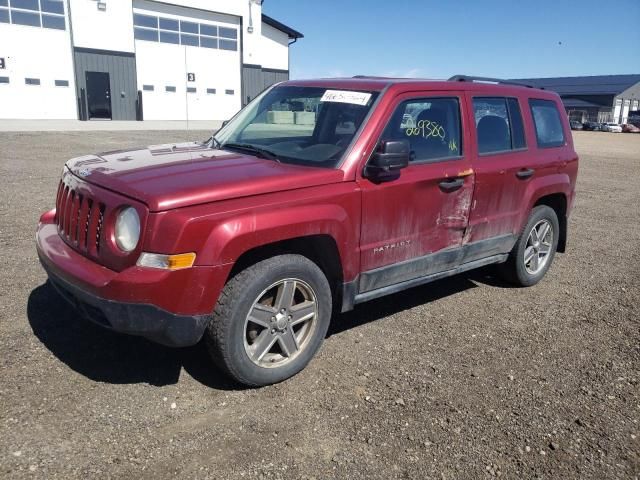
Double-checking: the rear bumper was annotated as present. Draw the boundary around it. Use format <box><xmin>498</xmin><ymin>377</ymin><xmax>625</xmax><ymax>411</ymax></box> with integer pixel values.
<box><xmin>36</xmin><ymin>217</ymin><xmax>230</xmax><ymax>347</ymax></box>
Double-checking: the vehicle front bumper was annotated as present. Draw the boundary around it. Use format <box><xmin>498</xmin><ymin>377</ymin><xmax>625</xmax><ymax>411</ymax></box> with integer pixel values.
<box><xmin>36</xmin><ymin>218</ymin><xmax>229</xmax><ymax>347</ymax></box>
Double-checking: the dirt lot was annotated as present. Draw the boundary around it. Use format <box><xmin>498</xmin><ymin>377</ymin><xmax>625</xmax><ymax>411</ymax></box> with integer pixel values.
<box><xmin>0</xmin><ymin>130</ymin><xmax>638</xmax><ymax>479</ymax></box>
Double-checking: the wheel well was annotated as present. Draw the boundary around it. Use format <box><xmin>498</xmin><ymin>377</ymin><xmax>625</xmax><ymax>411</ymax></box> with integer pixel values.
<box><xmin>228</xmin><ymin>235</ymin><xmax>344</xmax><ymax>305</ymax></box>
<box><xmin>534</xmin><ymin>193</ymin><xmax>568</xmax><ymax>252</ymax></box>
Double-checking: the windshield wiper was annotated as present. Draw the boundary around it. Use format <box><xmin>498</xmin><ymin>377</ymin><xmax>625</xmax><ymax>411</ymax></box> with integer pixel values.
<box><xmin>223</xmin><ymin>143</ymin><xmax>280</xmax><ymax>162</ymax></box>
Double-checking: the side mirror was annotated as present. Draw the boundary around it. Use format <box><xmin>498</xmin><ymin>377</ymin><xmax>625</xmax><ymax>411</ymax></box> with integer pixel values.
<box><xmin>364</xmin><ymin>140</ymin><xmax>410</xmax><ymax>180</ymax></box>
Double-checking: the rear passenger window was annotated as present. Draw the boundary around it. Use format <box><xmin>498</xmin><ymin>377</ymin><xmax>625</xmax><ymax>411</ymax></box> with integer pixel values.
<box><xmin>381</xmin><ymin>98</ymin><xmax>462</xmax><ymax>163</ymax></box>
<box><xmin>473</xmin><ymin>97</ymin><xmax>527</xmax><ymax>154</ymax></box>
<box><xmin>529</xmin><ymin>99</ymin><xmax>565</xmax><ymax>148</ymax></box>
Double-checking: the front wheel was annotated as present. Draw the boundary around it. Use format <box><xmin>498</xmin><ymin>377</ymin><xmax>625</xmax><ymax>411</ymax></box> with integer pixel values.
<box><xmin>205</xmin><ymin>254</ymin><xmax>332</xmax><ymax>387</ymax></box>
<box><xmin>498</xmin><ymin>205</ymin><xmax>559</xmax><ymax>287</ymax></box>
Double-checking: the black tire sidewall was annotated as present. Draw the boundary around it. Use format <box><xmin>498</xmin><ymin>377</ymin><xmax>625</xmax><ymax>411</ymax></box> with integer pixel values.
<box><xmin>513</xmin><ymin>206</ymin><xmax>559</xmax><ymax>286</ymax></box>
<box><xmin>213</xmin><ymin>255</ymin><xmax>331</xmax><ymax>386</ymax></box>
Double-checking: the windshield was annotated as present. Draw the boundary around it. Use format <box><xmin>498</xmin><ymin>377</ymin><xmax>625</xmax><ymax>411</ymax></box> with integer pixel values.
<box><xmin>212</xmin><ymin>85</ymin><xmax>379</xmax><ymax>168</ymax></box>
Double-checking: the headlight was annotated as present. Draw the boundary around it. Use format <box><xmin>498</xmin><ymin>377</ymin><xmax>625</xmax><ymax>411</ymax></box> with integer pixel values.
<box><xmin>115</xmin><ymin>207</ymin><xmax>140</xmax><ymax>252</ymax></box>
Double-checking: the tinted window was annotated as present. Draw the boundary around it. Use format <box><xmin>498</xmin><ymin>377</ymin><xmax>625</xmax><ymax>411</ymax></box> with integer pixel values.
<box><xmin>219</xmin><ymin>27</ymin><xmax>237</xmax><ymax>39</ymax></box>
<box><xmin>159</xmin><ymin>17</ymin><xmax>178</xmax><ymax>31</ymax></box>
<box><xmin>42</xmin><ymin>14</ymin><xmax>64</xmax><ymax>30</ymax></box>
<box><xmin>0</xmin><ymin>9</ymin><xmax>8</xmax><ymax>23</ymax></box>
<box><xmin>529</xmin><ymin>99</ymin><xmax>565</xmax><ymax>148</ymax></box>
<box><xmin>0</xmin><ymin>76</ymin><xmax>9</xmax><ymax>84</ymax></box>
<box><xmin>54</xmin><ymin>79</ymin><xmax>69</xmax><ymax>87</ymax></box>
<box><xmin>41</xmin><ymin>0</ymin><xmax>64</xmax><ymax>14</ymax></box>
<box><xmin>207</xmin><ymin>88</ymin><xmax>216</xmax><ymax>94</ymax></box>
<box><xmin>200</xmin><ymin>24</ymin><xmax>217</xmax><ymax>36</ymax></box>
<box><xmin>165</xmin><ymin>86</ymin><xmax>176</xmax><ymax>92</ymax></box>
<box><xmin>187</xmin><ymin>87</ymin><xmax>196</xmax><ymax>93</ymax></box>
<box><xmin>142</xmin><ymin>85</ymin><xmax>154</xmax><ymax>91</ymax></box>
<box><xmin>180</xmin><ymin>20</ymin><xmax>198</xmax><ymax>33</ymax></box>
<box><xmin>11</xmin><ymin>0</ymin><xmax>38</xmax><ymax>10</ymax></box>
<box><xmin>134</xmin><ymin>27</ymin><xmax>158</xmax><ymax>41</ymax></box>
<box><xmin>200</xmin><ymin>36</ymin><xmax>217</xmax><ymax>49</ymax></box>
<box><xmin>134</xmin><ymin>14</ymin><xmax>157</xmax><ymax>28</ymax></box>
<box><xmin>382</xmin><ymin>97</ymin><xmax>462</xmax><ymax>163</ymax></box>
<box><xmin>474</xmin><ymin>97</ymin><xmax>527</xmax><ymax>154</ymax></box>
<box><xmin>25</xmin><ymin>77</ymin><xmax>40</xmax><ymax>85</ymax></box>
<box><xmin>181</xmin><ymin>33</ymin><xmax>198</xmax><ymax>46</ymax></box>
<box><xmin>11</xmin><ymin>10</ymin><xmax>40</xmax><ymax>26</ymax></box>
<box><xmin>159</xmin><ymin>31</ymin><xmax>179</xmax><ymax>44</ymax></box>
<box><xmin>507</xmin><ymin>98</ymin><xmax>526</xmax><ymax>149</ymax></box>
<box><xmin>219</xmin><ymin>39</ymin><xmax>237</xmax><ymax>51</ymax></box>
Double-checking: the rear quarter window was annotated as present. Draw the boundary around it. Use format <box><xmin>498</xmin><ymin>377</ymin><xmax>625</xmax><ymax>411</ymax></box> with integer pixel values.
<box><xmin>529</xmin><ymin>99</ymin><xmax>566</xmax><ymax>148</ymax></box>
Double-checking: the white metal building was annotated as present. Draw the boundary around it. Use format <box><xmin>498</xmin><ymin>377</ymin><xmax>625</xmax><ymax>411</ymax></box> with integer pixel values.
<box><xmin>0</xmin><ymin>0</ymin><xmax>302</xmax><ymax>121</ymax></box>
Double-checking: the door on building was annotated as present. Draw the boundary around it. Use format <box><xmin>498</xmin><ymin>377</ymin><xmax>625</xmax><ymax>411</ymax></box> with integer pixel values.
<box><xmin>85</xmin><ymin>72</ymin><xmax>112</xmax><ymax>120</ymax></box>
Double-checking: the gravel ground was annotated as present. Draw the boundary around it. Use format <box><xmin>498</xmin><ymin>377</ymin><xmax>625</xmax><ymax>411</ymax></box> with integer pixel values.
<box><xmin>0</xmin><ymin>130</ymin><xmax>638</xmax><ymax>479</ymax></box>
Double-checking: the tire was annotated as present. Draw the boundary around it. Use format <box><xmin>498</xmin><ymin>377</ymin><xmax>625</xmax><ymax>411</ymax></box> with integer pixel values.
<box><xmin>205</xmin><ymin>254</ymin><xmax>332</xmax><ymax>387</ymax></box>
<box><xmin>498</xmin><ymin>205</ymin><xmax>560</xmax><ymax>287</ymax></box>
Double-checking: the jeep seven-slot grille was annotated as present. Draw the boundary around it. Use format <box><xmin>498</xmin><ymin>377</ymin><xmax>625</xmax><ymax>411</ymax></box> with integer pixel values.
<box><xmin>55</xmin><ymin>180</ymin><xmax>105</xmax><ymax>255</ymax></box>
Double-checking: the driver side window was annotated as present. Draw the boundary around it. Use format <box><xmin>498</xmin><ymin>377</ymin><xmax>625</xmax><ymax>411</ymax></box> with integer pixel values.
<box><xmin>382</xmin><ymin>97</ymin><xmax>462</xmax><ymax>163</ymax></box>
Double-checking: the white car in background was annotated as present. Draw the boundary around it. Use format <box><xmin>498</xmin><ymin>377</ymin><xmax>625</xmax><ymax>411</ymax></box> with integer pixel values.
<box><xmin>601</xmin><ymin>123</ymin><xmax>623</xmax><ymax>133</ymax></box>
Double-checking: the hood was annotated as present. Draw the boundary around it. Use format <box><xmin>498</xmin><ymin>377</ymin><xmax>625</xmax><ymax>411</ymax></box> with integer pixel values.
<box><xmin>65</xmin><ymin>142</ymin><xmax>344</xmax><ymax>211</ymax></box>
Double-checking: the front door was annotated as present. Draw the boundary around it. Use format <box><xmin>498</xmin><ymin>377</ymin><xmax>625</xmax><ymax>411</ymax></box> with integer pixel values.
<box><xmin>357</xmin><ymin>91</ymin><xmax>474</xmax><ymax>292</ymax></box>
<box><xmin>86</xmin><ymin>71</ymin><xmax>112</xmax><ymax>120</ymax></box>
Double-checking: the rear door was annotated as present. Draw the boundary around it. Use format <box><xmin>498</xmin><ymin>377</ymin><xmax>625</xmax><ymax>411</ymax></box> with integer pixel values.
<box><xmin>465</xmin><ymin>95</ymin><xmax>532</xmax><ymax>243</ymax></box>
<box><xmin>357</xmin><ymin>91</ymin><xmax>474</xmax><ymax>292</ymax></box>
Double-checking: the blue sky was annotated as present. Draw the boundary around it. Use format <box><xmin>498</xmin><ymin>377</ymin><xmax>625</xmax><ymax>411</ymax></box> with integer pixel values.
<box><xmin>264</xmin><ymin>0</ymin><xmax>640</xmax><ymax>80</ymax></box>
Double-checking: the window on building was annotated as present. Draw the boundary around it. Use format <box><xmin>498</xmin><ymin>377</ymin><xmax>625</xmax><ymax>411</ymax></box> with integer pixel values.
<box><xmin>2</xmin><ymin>0</ymin><xmax>65</xmax><ymax>30</ymax></box>
<box><xmin>131</xmin><ymin>11</ymin><xmax>238</xmax><ymax>51</ymax></box>
<box><xmin>159</xmin><ymin>17</ymin><xmax>178</xmax><ymax>31</ymax></box>
<box><xmin>143</xmin><ymin>84</ymin><xmax>154</xmax><ymax>91</ymax></box>
<box><xmin>207</xmin><ymin>88</ymin><xmax>216</xmax><ymax>94</ymax></box>
<box><xmin>0</xmin><ymin>76</ymin><xmax>9</xmax><ymax>84</ymax></box>
<box><xmin>25</xmin><ymin>77</ymin><xmax>40</xmax><ymax>85</ymax></box>
<box><xmin>165</xmin><ymin>86</ymin><xmax>176</xmax><ymax>92</ymax></box>
<box><xmin>473</xmin><ymin>97</ymin><xmax>527</xmax><ymax>154</ymax></box>
<box><xmin>11</xmin><ymin>9</ymin><xmax>40</xmax><ymax>26</ymax></box>
<box><xmin>159</xmin><ymin>31</ymin><xmax>179</xmax><ymax>44</ymax></box>
<box><xmin>134</xmin><ymin>27</ymin><xmax>158</xmax><ymax>41</ymax></box>
<box><xmin>219</xmin><ymin>39</ymin><xmax>237</xmax><ymax>51</ymax></box>
<box><xmin>200</xmin><ymin>24</ymin><xmax>217</xmax><ymax>37</ymax></box>
<box><xmin>381</xmin><ymin>97</ymin><xmax>462</xmax><ymax>163</ymax></box>
<box><xmin>200</xmin><ymin>37</ymin><xmax>217</xmax><ymax>49</ymax></box>
<box><xmin>187</xmin><ymin>87</ymin><xmax>196</xmax><ymax>93</ymax></box>
<box><xmin>54</xmin><ymin>79</ymin><xmax>69</xmax><ymax>87</ymax></box>
<box><xmin>225</xmin><ymin>89</ymin><xmax>234</xmax><ymax>95</ymax></box>
<box><xmin>529</xmin><ymin>99</ymin><xmax>566</xmax><ymax>148</ymax></box>
<box><xmin>134</xmin><ymin>13</ymin><xmax>157</xmax><ymax>28</ymax></box>
<box><xmin>180</xmin><ymin>33</ymin><xmax>198</xmax><ymax>46</ymax></box>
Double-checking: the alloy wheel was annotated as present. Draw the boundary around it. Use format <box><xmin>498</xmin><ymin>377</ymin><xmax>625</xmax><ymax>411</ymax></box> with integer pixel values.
<box><xmin>243</xmin><ymin>278</ymin><xmax>318</xmax><ymax>368</ymax></box>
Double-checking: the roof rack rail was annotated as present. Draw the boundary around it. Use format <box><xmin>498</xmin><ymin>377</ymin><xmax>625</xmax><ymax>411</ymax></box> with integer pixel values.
<box><xmin>448</xmin><ymin>75</ymin><xmax>540</xmax><ymax>89</ymax></box>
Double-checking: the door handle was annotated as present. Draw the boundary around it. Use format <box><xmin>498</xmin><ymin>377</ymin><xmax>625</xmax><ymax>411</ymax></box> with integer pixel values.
<box><xmin>438</xmin><ymin>178</ymin><xmax>464</xmax><ymax>192</ymax></box>
<box><xmin>516</xmin><ymin>168</ymin><xmax>535</xmax><ymax>179</ymax></box>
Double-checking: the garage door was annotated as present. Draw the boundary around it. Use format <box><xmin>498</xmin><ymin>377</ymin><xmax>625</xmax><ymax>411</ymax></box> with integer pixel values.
<box><xmin>133</xmin><ymin>0</ymin><xmax>241</xmax><ymax>121</ymax></box>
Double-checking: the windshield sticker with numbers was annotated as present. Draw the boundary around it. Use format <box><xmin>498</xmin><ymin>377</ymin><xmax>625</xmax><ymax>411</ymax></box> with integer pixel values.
<box><xmin>321</xmin><ymin>90</ymin><xmax>372</xmax><ymax>106</ymax></box>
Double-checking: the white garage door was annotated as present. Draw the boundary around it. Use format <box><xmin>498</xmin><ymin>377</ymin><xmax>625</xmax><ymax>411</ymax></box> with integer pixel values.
<box><xmin>133</xmin><ymin>0</ymin><xmax>241</xmax><ymax>121</ymax></box>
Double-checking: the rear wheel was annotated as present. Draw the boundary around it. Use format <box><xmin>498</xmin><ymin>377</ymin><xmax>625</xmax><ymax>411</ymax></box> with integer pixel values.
<box><xmin>498</xmin><ymin>205</ymin><xmax>559</xmax><ymax>287</ymax></box>
<box><xmin>205</xmin><ymin>254</ymin><xmax>332</xmax><ymax>387</ymax></box>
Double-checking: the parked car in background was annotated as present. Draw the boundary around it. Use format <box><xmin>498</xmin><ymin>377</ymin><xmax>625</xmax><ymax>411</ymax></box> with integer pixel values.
<box><xmin>36</xmin><ymin>76</ymin><xmax>579</xmax><ymax>386</ymax></box>
<box><xmin>570</xmin><ymin>120</ymin><xmax>583</xmax><ymax>130</ymax></box>
<box><xmin>622</xmin><ymin>123</ymin><xmax>640</xmax><ymax>133</ymax></box>
<box><xmin>582</xmin><ymin>121</ymin><xmax>600</xmax><ymax>131</ymax></box>
<box><xmin>601</xmin><ymin>123</ymin><xmax>623</xmax><ymax>133</ymax></box>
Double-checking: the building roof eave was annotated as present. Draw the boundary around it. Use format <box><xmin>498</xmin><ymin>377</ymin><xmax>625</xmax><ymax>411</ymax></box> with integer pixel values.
<box><xmin>261</xmin><ymin>14</ymin><xmax>304</xmax><ymax>39</ymax></box>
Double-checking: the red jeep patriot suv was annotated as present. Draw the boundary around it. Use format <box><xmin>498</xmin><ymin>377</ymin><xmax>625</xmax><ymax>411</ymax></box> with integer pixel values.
<box><xmin>36</xmin><ymin>75</ymin><xmax>578</xmax><ymax>386</ymax></box>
